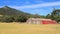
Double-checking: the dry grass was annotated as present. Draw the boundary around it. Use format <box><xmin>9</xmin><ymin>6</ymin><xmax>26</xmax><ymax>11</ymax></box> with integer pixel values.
<box><xmin>0</xmin><ymin>23</ymin><xmax>60</xmax><ymax>34</ymax></box>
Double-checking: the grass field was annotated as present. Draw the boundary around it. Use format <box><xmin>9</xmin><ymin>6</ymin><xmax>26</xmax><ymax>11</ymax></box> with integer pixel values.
<box><xmin>0</xmin><ymin>23</ymin><xmax>60</xmax><ymax>34</ymax></box>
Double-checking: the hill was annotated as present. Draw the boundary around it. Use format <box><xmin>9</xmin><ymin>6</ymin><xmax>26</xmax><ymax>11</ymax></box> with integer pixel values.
<box><xmin>0</xmin><ymin>6</ymin><xmax>31</xmax><ymax>16</ymax></box>
<box><xmin>0</xmin><ymin>6</ymin><xmax>41</xmax><ymax>18</ymax></box>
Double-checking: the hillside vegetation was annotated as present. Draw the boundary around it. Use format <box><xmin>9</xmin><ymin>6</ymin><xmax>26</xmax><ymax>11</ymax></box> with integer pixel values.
<box><xmin>0</xmin><ymin>6</ymin><xmax>41</xmax><ymax>22</ymax></box>
<box><xmin>0</xmin><ymin>6</ymin><xmax>31</xmax><ymax>16</ymax></box>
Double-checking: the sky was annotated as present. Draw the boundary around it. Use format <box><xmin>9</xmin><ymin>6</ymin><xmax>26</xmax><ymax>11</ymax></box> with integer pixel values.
<box><xmin>0</xmin><ymin>0</ymin><xmax>60</xmax><ymax>15</ymax></box>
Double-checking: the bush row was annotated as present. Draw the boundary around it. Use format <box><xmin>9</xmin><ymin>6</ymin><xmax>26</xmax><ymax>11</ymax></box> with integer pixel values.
<box><xmin>0</xmin><ymin>15</ymin><xmax>28</xmax><ymax>23</ymax></box>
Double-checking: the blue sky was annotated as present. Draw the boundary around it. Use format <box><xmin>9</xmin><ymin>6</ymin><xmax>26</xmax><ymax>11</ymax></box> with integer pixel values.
<box><xmin>0</xmin><ymin>0</ymin><xmax>60</xmax><ymax>15</ymax></box>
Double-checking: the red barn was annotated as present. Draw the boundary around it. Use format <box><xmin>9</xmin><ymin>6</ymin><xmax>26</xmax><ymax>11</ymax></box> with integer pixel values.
<box><xmin>27</xmin><ymin>18</ymin><xmax>57</xmax><ymax>24</ymax></box>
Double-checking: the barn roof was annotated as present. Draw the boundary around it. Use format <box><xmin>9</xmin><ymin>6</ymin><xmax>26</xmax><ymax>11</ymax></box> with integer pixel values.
<box><xmin>28</xmin><ymin>18</ymin><xmax>51</xmax><ymax>21</ymax></box>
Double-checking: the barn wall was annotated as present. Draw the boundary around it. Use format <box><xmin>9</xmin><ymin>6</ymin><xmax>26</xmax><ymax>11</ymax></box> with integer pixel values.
<box><xmin>27</xmin><ymin>18</ymin><xmax>57</xmax><ymax>24</ymax></box>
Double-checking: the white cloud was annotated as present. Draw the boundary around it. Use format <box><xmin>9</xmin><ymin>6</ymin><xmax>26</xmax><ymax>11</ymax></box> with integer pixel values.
<box><xmin>9</xmin><ymin>1</ymin><xmax>60</xmax><ymax>9</ymax></box>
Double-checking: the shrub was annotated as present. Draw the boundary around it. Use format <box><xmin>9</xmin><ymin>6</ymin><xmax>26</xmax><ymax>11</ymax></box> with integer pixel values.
<box><xmin>0</xmin><ymin>16</ymin><xmax>14</xmax><ymax>22</ymax></box>
<box><xmin>15</xmin><ymin>15</ymin><xmax>28</xmax><ymax>22</ymax></box>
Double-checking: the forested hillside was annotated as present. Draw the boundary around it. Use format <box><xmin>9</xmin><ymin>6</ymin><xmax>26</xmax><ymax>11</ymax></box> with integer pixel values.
<box><xmin>0</xmin><ymin>6</ymin><xmax>31</xmax><ymax>16</ymax></box>
<box><xmin>0</xmin><ymin>6</ymin><xmax>41</xmax><ymax>22</ymax></box>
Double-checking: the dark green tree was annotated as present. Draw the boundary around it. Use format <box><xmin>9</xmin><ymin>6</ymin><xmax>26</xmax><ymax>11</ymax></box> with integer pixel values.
<box><xmin>46</xmin><ymin>8</ymin><xmax>60</xmax><ymax>23</ymax></box>
<box><xmin>51</xmin><ymin>9</ymin><xmax>60</xmax><ymax>22</ymax></box>
<box><xmin>14</xmin><ymin>15</ymin><xmax>28</xmax><ymax>22</ymax></box>
<box><xmin>46</xmin><ymin>14</ymin><xmax>50</xmax><ymax>19</ymax></box>
<box><xmin>0</xmin><ymin>16</ymin><xmax>14</xmax><ymax>22</ymax></box>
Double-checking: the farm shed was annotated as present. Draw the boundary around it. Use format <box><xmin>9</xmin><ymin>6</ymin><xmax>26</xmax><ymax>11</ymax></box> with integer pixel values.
<box><xmin>27</xmin><ymin>18</ymin><xmax>57</xmax><ymax>24</ymax></box>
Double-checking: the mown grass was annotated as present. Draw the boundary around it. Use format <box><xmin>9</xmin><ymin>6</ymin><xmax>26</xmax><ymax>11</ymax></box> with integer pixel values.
<box><xmin>0</xmin><ymin>23</ymin><xmax>60</xmax><ymax>34</ymax></box>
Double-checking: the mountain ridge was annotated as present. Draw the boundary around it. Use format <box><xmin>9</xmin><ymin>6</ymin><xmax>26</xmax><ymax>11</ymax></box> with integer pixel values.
<box><xmin>0</xmin><ymin>6</ymin><xmax>31</xmax><ymax>16</ymax></box>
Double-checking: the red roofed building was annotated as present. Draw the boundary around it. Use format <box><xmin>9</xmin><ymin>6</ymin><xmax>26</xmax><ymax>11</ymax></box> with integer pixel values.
<box><xmin>27</xmin><ymin>18</ymin><xmax>57</xmax><ymax>24</ymax></box>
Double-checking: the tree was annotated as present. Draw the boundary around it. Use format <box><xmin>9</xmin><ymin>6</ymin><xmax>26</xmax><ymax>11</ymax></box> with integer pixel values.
<box><xmin>46</xmin><ymin>8</ymin><xmax>60</xmax><ymax>23</ymax></box>
<box><xmin>51</xmin><ymin>9</ymin><xmax>60</xmax><ymax>22</ymax></box>
<box><xmin>46</xmin><ymin>14</ymin><xmax>51</xmax><ymax>19</ymax></box>
<box><xmin>33</xmin><ymin>14</ymin><xmax>40</xmax><ymax>18</ymax></box>
<box><xmin>0</xmin><ymin>16</ymin><xmax>14</xmax><ymax>22</ymax></box>
<box><xmin>14</xmin><ymin>15</ymin><xmax>28</xmax><ymax>22</ymax></box>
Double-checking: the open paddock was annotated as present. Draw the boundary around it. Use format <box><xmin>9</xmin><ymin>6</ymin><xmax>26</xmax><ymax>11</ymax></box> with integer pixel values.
<box><xmin>0</xmin><ymin>23</ymin><xmax>60</xmax><ymax>34</ymax></box>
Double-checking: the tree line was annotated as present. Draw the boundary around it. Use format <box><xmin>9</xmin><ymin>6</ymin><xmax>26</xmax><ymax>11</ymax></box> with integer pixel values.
<box><xmin>0</xmin><ymin>15</ymin><xmax>28</xmax><ymax>23</ymax></box>
<box><xmin>0</xmin><ymin>14</ymin><xmax>41</xmax><ymax>23</ymax></box>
